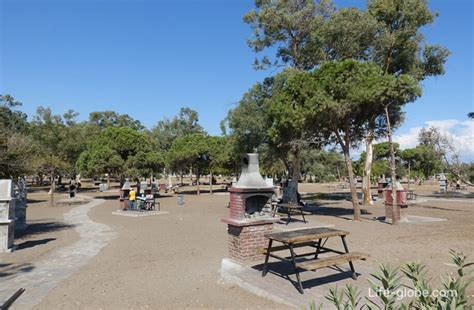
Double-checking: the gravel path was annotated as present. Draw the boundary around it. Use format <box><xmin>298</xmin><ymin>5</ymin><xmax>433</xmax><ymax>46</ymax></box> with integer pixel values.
<box><xmin>0</xmin><ymin>199</ymin><xmax>116</xmax><ymax>309</ymax></box>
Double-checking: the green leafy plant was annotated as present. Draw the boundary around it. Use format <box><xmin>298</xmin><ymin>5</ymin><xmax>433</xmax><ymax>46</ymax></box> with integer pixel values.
<box><xmin>304</xmin><ymin>250</ymin><xmax>473</xmax><ymax>310</ymax></box>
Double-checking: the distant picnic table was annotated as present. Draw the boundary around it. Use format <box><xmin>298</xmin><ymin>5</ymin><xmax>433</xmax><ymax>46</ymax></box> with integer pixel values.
<box><xmin>261</xmin><ymin>227</ymin><xmax>368</xmax><ymax>294</ymax></box>
<box><xmin>272</xmin><ymin>202</ymin><xmax>306</xmax><ymax>224</ymax></box>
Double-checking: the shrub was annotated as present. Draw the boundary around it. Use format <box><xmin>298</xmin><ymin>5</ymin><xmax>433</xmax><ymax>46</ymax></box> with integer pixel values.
<box><xmin>304</xmin><ymin>250</ymin><xmax>473</xmax><ymax>309</ymax></box>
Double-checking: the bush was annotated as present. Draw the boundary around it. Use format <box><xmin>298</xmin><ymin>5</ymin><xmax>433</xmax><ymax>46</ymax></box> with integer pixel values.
<box><xmin>305</xmin><ymin>250</ymin><xmax>473</xmax><ymax>309</ymax></box>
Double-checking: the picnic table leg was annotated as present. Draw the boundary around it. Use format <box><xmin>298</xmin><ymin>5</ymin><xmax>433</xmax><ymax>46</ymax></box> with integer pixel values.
<box><xmin>288</xmin><ymin>244</ymin><xmax>304</xmax><ymax>294</ymax></box>
<box><xmin>314</xmin><ymin>238</ymin><xmax>322</xmax><ymax>259</ymax></box>
<box><xmin>262</xmin><ymin>239</ymin><xmax>273</xmax><ymax>277</ymax></box>
<box><xmin>300</xmin><ymin>208</ymin><xmax>306</xmax><ymax>223</ymax></box>
<box><xmin>341</xmin><ymin>236</ymin><xmax>357</xmax><ymax>280</ymax></box>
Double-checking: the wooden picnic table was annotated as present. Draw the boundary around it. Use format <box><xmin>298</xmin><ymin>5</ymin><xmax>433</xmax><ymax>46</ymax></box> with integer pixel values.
<box><xmin>272</xmin><ymin>202</ymin><xmax>306</xmax><ymax>224</ymax></box>
<box><xmin>261</xmin><ymin>227</ymin><xmax>368</xmax><ymax>294</ymax></box>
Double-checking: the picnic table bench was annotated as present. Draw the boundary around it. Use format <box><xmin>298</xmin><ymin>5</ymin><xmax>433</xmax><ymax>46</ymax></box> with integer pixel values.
<box><xmin>272</xmin><ymin>202</ymin><xmax>307</xmax><ymax>224</ymax></box>
<box><xmin>260</xmin><ymin>227</ymin><xmax>368</xmax><ymax>294</ymax></box>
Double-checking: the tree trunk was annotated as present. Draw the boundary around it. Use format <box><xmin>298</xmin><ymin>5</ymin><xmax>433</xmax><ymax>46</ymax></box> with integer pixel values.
<box><xmin>209</xmin><ymin>171</ymin><xmax>213</xmax><ymax>195</ymax></box>
<box><xmin>343</xmin><ymin>148</ymin><xmax>361</xmax><ymax>221</ymax></box>
<box><xmin>49</xmin><ymin>170</ymin><xmax>55</xmax><ymax>207</ymax></box>
<box><xmin>362</xmin><ymin>129</ymin><xmax>374</xmax><ymax>205</ymax></box>
<box><xmin>336</xmin><ymin>130</ymin><xmax>361</xmax><ymax>221</ymax></box>
<box><xmin>107</xmin><ymin>174</ymin><xmax>110</xmax><ymax>189</ymax></box>
<box><xmin>385</xmin><ymin>105</ymin><xmax>399</xmax><ymax>225</ymax></box>
<box><xmin>407</xmin><ymin>162</ymin><xmax>410</xmax><ymax>192</ymax></box>
<box><xmin>197</xmin><ymin>174</ymin><xmax>200</xmax><ymax>195</ymax></box>
<box><xmin>287</xmin><ymin>148</ymin><xmax>300</xmax><ymax>203</ymax></box>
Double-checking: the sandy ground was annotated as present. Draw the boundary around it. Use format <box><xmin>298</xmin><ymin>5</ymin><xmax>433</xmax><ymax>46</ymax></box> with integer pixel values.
<box><xmin>1</xmin><ymin>182</ymin><xmax>473</xmax><ymax>309</ymax></box>
<box><xmin>0</xmin><ymin>192</ymin><xmax>79</xmax><ymax>281</ymax></box>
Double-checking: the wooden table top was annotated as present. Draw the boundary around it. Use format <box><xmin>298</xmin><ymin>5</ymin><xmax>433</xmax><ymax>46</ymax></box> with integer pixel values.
<box><xmin>265</xmin><ymin>227</ymin><xmax>349</xmax><ymax>244</ymax></box>
<box><xmin>276</xmin><ymin>202</ymin><xmax>303</xmax><ymax>209</ymax></box>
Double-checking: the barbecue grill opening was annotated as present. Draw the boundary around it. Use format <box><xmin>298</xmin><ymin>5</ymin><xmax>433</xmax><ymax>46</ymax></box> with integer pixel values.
<box><xmin>244</xmin><ymin>194</ymin><xmax>271</xmax><ymax>218</ymax></box>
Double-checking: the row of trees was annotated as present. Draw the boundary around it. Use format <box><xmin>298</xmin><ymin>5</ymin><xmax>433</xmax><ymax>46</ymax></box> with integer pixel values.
<box><xmin>222</xmin><ymin>0</ymin><xmax>450</xmax><ymax>222</ymax></box>
<box><xmin>0</xmin><ymin>98</ymin><xmax>237</xmax><ymax>203</ymax></box>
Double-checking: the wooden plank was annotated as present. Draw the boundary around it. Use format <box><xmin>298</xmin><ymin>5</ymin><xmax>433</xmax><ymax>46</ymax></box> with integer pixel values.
<box><xmin>257</xmin><ymin>241</ymin><xmax>318</xmax><ymax>254</ymax></box>
<box><xmin>265</xmin><ymin>227</ymin><xmax>349</xmax><ymax>244</ymax></box>
<box><xmin>296</xmin><ymin>252</ymin><xmax>368</xmax><ymax>271</ymax></box>
<box><xmin>276</xmin><ymin>203</ymin><xmax>303</xmax><ymax>210</ymax></box>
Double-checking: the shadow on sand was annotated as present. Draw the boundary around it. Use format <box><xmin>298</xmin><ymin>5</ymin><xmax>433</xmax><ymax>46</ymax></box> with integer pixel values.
<box><xmin>16</xmin><ymin>238</ymin><xmax>57</xmax><ymax>250</ymax></box>
<box><xmin>252</xmin><ymin>261</ymin><xmax>360</xmax><ymax>292</ymax></box>
<box><xmin>16</xmin><ymin>221</ymin><xmax>75</xmax><ymax>239</ymax></box>
<box><xmin>0</xmin><ymin>263</ymin><xmax>35</xmax><ymax>278</ymax></box>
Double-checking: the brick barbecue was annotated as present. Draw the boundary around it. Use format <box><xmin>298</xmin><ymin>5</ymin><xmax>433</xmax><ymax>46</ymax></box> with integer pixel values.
<box><xmin>385</xmin><ymin>186</ymin><xmax>408</xmax><ymax>222</ymax></box>
<box><xmin>222</xmin><ymin>153</ymin><xmax>278</xmax><ymax>263</ymax></box>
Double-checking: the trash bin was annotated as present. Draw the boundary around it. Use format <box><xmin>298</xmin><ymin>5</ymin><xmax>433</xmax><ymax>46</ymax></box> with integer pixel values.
<box><xmin>177</xmin><ymin>195</ymin><xmax>184</xmax><ymax>206</ymax></box>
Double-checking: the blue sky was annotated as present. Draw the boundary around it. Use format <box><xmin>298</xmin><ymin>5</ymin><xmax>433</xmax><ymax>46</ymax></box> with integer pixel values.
<box><xmin>1</xmin><ymin>0</ymin><xmax>473</xmax><ymax>159</ymax></box>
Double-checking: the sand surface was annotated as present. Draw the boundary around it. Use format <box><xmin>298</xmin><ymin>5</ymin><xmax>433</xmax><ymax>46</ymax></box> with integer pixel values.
<box><xmin>1</xmin><ymin>182</ymin><xmax>472</xmax><ymax>309</ymax></box>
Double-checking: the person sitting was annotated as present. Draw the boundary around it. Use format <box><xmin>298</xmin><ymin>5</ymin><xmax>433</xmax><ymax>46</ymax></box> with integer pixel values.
<box><xmin>145</xmin><ymin>194</ymin><xmax>154</xmax><ymax>210</ymax></box>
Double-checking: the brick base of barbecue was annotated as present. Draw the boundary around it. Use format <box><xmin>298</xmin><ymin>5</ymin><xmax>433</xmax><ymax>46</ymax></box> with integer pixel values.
<box><xmin>226</xmin><ymin>222</ymin><xmax>274</xmax><ymax>263</ymax></box>
<box><xmin>385</xmin><ymin>189</ymin><xmax>408</xmax><ymax>222</ymax></box>
<box><xmin>384</xmin><ymin>204</ymin><xmax>408</xmax><ymax>222</ymax></box>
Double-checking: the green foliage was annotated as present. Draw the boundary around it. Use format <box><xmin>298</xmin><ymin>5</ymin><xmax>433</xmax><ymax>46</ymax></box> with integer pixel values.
<box><xmin>367</xmin><ymin>0</ymin><xmax>449</xmax><ymax>79</ymax></box>
<box><xmin>266</xmin><ymin>69</ymin><xmax>326</xmax><ymax>150</ymax></box>
<box><xmin>224</xmin><ymin>80</ymin><xmax>272</xmax><ymax>155</ymax></box>
<box><xmin>151</xmin><ymin>107</ymin><xmax>205</xmax><ymax>151</ymax></box>
<box><xmin>88</xmin><ymin>110</ymin><xmax>144</xmax><ymax>131</ymax></box>
<box><xmin>166</xmin><ymin>134</ymin><xmax>232</xmax><ymax>178</ymax></box>
<box><xmin>77</xmin><ymin>126</ymin><xmax>162</xmax><ymax>179</ymax></box>
<box><xmin>302</xmin><ymin>149</ymin><xmax>346</xmax><ymax>182</ymax></box>
<box><xmin>167</xmin><ymin>133</ymin><xmax>207</xmax><ymax>175</ymax></box>
<box><xmin>0</xmin><ymin>95</ymin><xmax>35</xmax><ymax>179</ymax></box>
<box><xmin>305</xmin><ymin>250</ymin><xmax>473</xmax><ymax>310</ymax></box>
<box><xmin>243</xmin><ymin>0</ymin><xmax>333</xmax><ymax>70</ymax></box>
<box><xmin>322</xmin><ymin>8</ymin><xmax>378</xmax><ymax>61</ymax></box>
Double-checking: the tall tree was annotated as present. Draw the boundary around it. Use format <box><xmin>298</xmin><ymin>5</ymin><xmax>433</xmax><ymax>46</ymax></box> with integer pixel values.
<box><xmin>366</xmin><ymin>0</ymin><xmax>449</xmax><ymax>216</ymax></box>
<box><xmin>264</xmin><ymin>69</ymin><xmax>326</xmax><ymax>202</ymax></box>
<box><xmin>313</xmin><ymin>60</ymin><xmax>420</xmax><ymax>220</ymax></box>
<box><xmin>30</xmin><ymin>107</ymin><xmax>71</xmax><ymax>206</ymax></box>
<box><xmin>243</xmin><ymin>0</ymin><xmax>334</xmax><ymax>199</ymax></box>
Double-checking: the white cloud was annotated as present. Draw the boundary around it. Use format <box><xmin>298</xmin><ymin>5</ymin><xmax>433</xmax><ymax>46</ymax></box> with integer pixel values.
<box><xmin>394</xmin><ymin>119</ymin><xmax>474</xmax><ymax>162</ymax></box>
